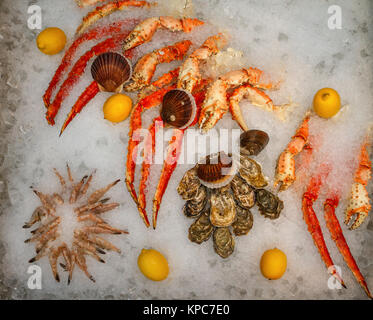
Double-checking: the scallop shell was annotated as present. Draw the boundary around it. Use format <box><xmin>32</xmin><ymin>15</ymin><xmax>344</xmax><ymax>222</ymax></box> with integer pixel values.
<box><xmin>240</xmin><ymin>130</ymin><xmax>269</xmax><ymax>156</ymax></box>
<box><xmin>161</xmin><ymin>89</ymin><xmax>197</xmax><ymax>129</ymax></box>
<box><xmin>91</xmin><ymin>52</ymin><xmax>132</xmax><ymax>92</ymax></box>
<box><xmin>196</xmin><ymin>152</ymin><xmax>237</xmax><ymax>188</ymax></box>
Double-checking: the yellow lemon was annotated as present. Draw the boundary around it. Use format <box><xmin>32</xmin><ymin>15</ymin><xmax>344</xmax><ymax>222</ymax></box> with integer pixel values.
<box><xmin>36</xmin><ymin>27</ymin><xmax>66</xmax><ymax>55</ymax></box>
<box><xmin>260</xmin><ymin>248</ymin><xmax>287</xmax><ymax>280</ymax></box>
<box><xmin>137</xmin><ymin>248</ymin><xmax>169</xmax><ymax>281</ymax></box>
<box><xmin>103</xmin><ymin>93</ymin><xmax>132</xmax><ymax>123</ymax></box>
<box><xmin>313</xmin><ymin>88</ymin><xmax>341</xmax><ymax>118</ymax></box>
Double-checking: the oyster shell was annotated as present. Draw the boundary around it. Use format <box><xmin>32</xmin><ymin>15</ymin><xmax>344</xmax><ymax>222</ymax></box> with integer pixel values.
<box><xmin>256</xmin><ymin>189</ymin><xmax>284</xmax><ymax>219</ymax></box>
<box><xmin>196</xmin><ymin>152</ymin><xmax>236</xmax><ymax>189</ymax></box>
<box><xmin>177</xmin><ymin>168</ymin><xmax>201</xmax><ymax>200</ymax></box>
<box><xmin>240</xmin><ymin>130</ymin><xmax>269</xmax><ymax>156</ymax></box>
<box><xmin>213</xmin><ymin>227</ymin><xmax>235</xmax><ymax>258</ymax></box>
<box><xmin>231</xmin><ymin>175</ymin><xmax>255</xmax><ymax>209</ymax></box>
<box><xmin>161</xmin><ymin>89</ymin><xmax>197</xmax><ymax>129</ymax></box>
<box><xmin>91</xmin><ymin>52</ymin><xmax>132</xmax><ymax>92</ymax></box>
<box><xmin>210</xmin><ymin>187</ymin><xmax>236</xmax><ymax>227</ymax></box>
<box><xmin>188</xmin><ymin>210</ymin><xmax>214</xmax><ymax>244</ymax></box>
<box><xmin>239</xmin><ymin>155</ymin><xmax>268</xmax><ymax>188</ymax></box>
<box><xmin>183</xmin><ymin>185</ymin><xmax>208</xmax><ymax>218</ymax></box>
<box><xmin>232</xmin><ymin>206</ymin><xmax>254</xmax><ymax>236</ymax></box>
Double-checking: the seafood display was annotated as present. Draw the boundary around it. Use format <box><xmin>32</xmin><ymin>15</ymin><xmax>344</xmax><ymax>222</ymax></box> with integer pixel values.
<box><xmin>18</xmin><ymin>0</ymin><xmax>370</xmax><ymax>299</ymax></box>
<box><xmin>24</xmin><ymin>166</ymin><xmax>127</xmax><ymax>283</ymax></box>
<box><xmin>177</xmin><ymin>132</ymin><xmax>283</xmax><ymax>258</ymax></box>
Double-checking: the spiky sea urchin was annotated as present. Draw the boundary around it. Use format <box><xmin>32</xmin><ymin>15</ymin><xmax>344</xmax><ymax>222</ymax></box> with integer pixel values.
<box><xmin>23</xmin><ymin>165</ymin><xmax>128</xmax><ymax>284</ymax></box>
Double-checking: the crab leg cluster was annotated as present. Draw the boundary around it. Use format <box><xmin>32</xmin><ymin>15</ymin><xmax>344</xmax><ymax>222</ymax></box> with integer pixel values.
<box><xmin>198</xmin><ymin>67</ymin><xmax>281</xmax><ymax>132</ymax></box>
<box><xmin>44</xmin><ymin>15</ymin><xmax>203</xmax><ymax>133</ymax></box>
<box><xmin>24</xmin><ymin>166</ymin><xmax>127</xmax><ymax>284</ymax></box>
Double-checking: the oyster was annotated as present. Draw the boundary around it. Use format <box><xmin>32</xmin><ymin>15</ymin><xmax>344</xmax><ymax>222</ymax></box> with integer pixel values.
<box><xmin>161</xmin><ymin>89</ymin><xmax>197</xmax><ymax>129</ymax></box>
<box><xmin>210</xmin><ymin>187</ymin><xmax>236</xmax><ymax>227</ymax></box>
<box><xmin>177</xmin><ymin>167</ymin><xmax>201</xmax><ymax>200</ymax></box>
<box><xmin>213</xmin><ymin>227</ymin><xmax>235</xmax><ymax>258</ymax></box>
<box><xmin>240</xmin><ymin>129</ymin><xmax>269</xmax><ymax>156</ymax></box>
<box><xmin>188</xmin><ymin>210</ymin><xmax>214</xmax><ymax>244</ymax></box>
<box><xmin>232</xmin><ymin>206</ymin><xmax>254</xmax><ymax>236</ymax></box>
<box><xmin>239</xmin><ymin>155</ymin><xmax>268</xmax><ymax>188</ymax></box>
<box><xmin>256</xmin><ymin>189</ymin><xmax>284</xmax><ymax>219</ymax></box>
<box><xmin>231</xmin><ymin>175</ymin><xmax>255</xmax><ymax>209</ymax></box>
<box><xmin>183</xmin><ymin>185</ymin><xmax>208</xmax><ymax>218</ymax></box>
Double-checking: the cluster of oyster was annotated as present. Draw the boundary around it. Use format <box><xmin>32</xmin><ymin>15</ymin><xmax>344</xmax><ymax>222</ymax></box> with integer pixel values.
<box><xmin>177</xmin><ymin>130</ymin><xmax>284</xmax><ymax>258</ymax></box>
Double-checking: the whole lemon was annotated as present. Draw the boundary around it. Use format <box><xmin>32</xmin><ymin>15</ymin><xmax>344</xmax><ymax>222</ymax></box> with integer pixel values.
<box><xmin>313</xmin><ymin>88</ymin><xmax>341</xmax><ymax>118</ymax></box>
<box><xmin>36</xmin><ymin>27</ymin><xmax>66</xmax><ymax>55</ymax></box>
<box><xmin>103</xmin><ymin>93</ymin><xmax>132</xmax><ymax>123</ymax></box>
<box><xmin>137</xmin><ymin>248</ymin><xmax>169</xmax><ymax>281</ymax></box>
<box><xmin>260</xmin><ymin>248</ymin><xmax>287</xmax><ymax>280</ymax></box>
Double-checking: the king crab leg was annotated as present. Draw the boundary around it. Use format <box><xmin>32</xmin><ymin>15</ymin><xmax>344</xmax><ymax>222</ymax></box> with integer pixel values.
<box><xmin>323</xmin><ymin>193</ymin><xmax>372</xmax><ymax>299</ymax></box>
<box><xmin>76</xmin><ymin>0</ymin><xmax>154</xmax><ymax>36</ymax></box>
<box><xmin>229</xmin><ymin>83</ymin><xmax>288</xmax><ymax>131</ymax></box>
<box><xmin>125</xmin><ymin>67</ymin><xmax>179</xmax><ymax>225</ymax></box>
<box><xmin>124</xmin><ymin>40</ymin><xmax>192</xmax><ymax>92</ymax></box>
<box><xmin>302</xmin><ymin>168</ymin><xmax>346</xmax><ymax>288</ymax></box>
<box><xmin>345</xmin><ymin>139</ymin><xmax>372</xmax><ymax>229</ymax></box>
<box><xmin>274</xmin><ymin>112</ymin><xmax>311</xmax><ymax>191</ymax></box>
<box><xmin>137</xmin><ymin>116</ymin><xmax>162</xmax><ymax>224</ymax></box>
<box><xmin>122</xmin><ymin>16</ymin><xmax>204</xmax><ymax>53</ymax></box>
<box><xmin>59</xmin><ymin>81</ymin><xmax>99</xmax><ymax>136</ymax></box>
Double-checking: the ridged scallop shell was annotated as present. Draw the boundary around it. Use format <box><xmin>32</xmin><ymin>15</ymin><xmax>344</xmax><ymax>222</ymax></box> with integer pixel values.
<box><xmin>91</xmin><ymin>52</ymin><xmax>132</xmax><ymax>92</ymax></box>
<box><xmin>196</xmin><ymin>152</ymin><xmax>237</xmax><ymax>188</ymax></box>
<box><xmin>240</xmin><ymin>130</ymin><xmax>269</xmax><ymax>156</ymax></box>
<box><xmin>161</xmin><ymin>89</ymin><xmax>197</xmax><ymax>129</ymax></box>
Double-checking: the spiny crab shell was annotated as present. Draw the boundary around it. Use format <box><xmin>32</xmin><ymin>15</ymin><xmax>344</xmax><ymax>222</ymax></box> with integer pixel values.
<box><xmin>177</xmin><ymin>152</ymin><xmax>283</xmax><ymax>259</ymax></box>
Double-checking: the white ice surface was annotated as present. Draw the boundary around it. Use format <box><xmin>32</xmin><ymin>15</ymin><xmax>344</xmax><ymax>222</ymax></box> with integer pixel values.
<box><xmin>0</xmin><ymin>0</ymin><xmax>372</xmax><ymax>299</ymax></box>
